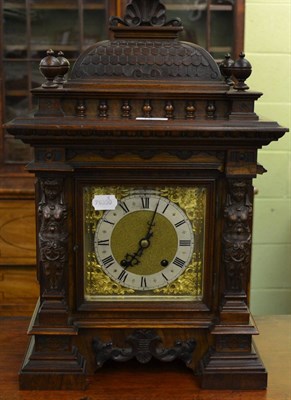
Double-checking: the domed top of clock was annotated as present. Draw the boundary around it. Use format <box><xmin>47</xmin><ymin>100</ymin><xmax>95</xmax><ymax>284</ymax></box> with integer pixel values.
<box><xmin>69</xmin><ymin>0</ymin><xmax>221</xmax><ymax>83</ymax></box>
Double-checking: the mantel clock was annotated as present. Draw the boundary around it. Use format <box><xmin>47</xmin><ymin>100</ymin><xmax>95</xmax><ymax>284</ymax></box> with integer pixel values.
<box><xmin>6</xmin><ymin>0</ymin><xmax>288</xmax><ymax>392</ymax></box>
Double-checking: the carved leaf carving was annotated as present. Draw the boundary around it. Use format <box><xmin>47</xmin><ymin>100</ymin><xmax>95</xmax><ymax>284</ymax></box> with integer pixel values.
<box><xmin>125</xmin><ymin>0</ymin><xmax>166</xmax><ymax>27</ymax></box>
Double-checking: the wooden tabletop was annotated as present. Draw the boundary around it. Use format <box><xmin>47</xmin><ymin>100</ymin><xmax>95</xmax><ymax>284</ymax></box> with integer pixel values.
<box><xmin>0</xmin><ymin>315</ymin><xmax>290</xmax><ymax>400</ymax></box>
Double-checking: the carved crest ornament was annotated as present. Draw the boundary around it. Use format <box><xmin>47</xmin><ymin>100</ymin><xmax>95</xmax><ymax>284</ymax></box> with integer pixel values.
<box><xmin>110</xmin><ymin>0</ymin><xmax>182</xmax><ymax>27</ymax></box>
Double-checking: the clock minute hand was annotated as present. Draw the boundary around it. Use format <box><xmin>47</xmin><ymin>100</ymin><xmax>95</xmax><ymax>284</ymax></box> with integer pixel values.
<box><xmin>135</xmin><ymin>198</ymin><xmax>160</xmax><ymax>252</ymax></box>
<box><xmin>121</xmin><ymin>199</ymin><xmax>160</xmax><ymax>268</ymax></box>
<box><xmin>145</xmin><ymin>198</ymin><xmax>160</xmax><ymax>238</ymax></box>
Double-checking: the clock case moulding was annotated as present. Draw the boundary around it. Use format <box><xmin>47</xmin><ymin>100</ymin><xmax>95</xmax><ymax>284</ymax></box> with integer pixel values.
<box><xmin>5</xmin><ymin>0</ymin><xmax>288</xmax><ymax>392</ymax></box>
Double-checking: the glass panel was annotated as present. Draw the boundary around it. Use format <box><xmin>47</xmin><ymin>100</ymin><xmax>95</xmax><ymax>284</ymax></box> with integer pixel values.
<box><xmin>30</xmin><ymin>9</ymin><xmax>79</xmax><ymax>58</ymax></box>
<box><xmin>1</xmin><ymin>1</ymin><xmax>113</xmax><ymax>166</ymax></box>
<box><xmin>3</xmin><ymin>60</ymin><xmax>31</xmax><ymax>163</ymax></box>
<box><xmin>5</xmin><ymin>95</ymin><xmax>29</xmax><ymax>121</ymax></box>
<box><xmin>84</xmin><ymin>9</ymin><xmax>107</xmax><ymax>48</ymax></box>
<box><xmin>164</xmin><ymin>0</ymin><xmax>236</xmax><ymax>57</ymax></box>
<box><xmin>31</xmin><ymin>61</ymin><xmax>44</xmax><ymax>89</ymax></box>
<box><xmin>3</xmin><ymin>2</ymin><xmax>27</xmax><ymax>58</ymax></box>
<box><xmin>4</xmin><ymin>62</ymin><xmax>29</xmax><ymax>114</ymax></box>
<box><xmin>83</xmin><ymin>0</ymin><xmax>106</xmax><ymax>9</ymax></box>
<box><xmin>30</xmin><ymin>0</ymin><xmax>78</xmax><ymax>10</ymax></box>
<box><xmin>83</xmin><ymin>185</ymin><xmax>206</xmax><ymax>302</ymax></box>
<box><xmin>210</xmin><ymin>10</ymin><xmax>233</xmax><ymax>59</ymax></box>
<box><xmin>165</xmin><ymin>0</ymin><xmax>207</xmax><ymax>46</ymax></box>
<box><xmin>211</xmin><ymin>0</ymin><xmax>234</xmax><ymax>5</ymax></box>
<box><xmin>3</xmin><ymin>0</ymin><xmax>25</xmax><ymax>4</ymax></box>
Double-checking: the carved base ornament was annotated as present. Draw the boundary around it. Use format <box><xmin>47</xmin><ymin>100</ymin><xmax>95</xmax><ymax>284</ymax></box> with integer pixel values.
<box><xmin>6</xmin><ymin>0</ymin><xmax>288</xmax><ymax>392</ymax></box>
<box><xmin>93</xmin><ymin>330</ymin><xmax>196</xmax><ymax>369</ymax></box>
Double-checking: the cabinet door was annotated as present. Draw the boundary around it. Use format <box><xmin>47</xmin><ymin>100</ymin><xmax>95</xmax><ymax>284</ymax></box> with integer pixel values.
<box><xmin>1</xmin><ymin>0</ymin><xmax>119</xmax><ymax>165</ymax></box>
<box><xmin>164</xmin><ymin>0</ymin><xmax>244</xmax><ymax>60</ymax></box>
<box><xmin>119</xmin><ymin>0</ymin><xmax>245</xmax><ymax>60</ymax></box>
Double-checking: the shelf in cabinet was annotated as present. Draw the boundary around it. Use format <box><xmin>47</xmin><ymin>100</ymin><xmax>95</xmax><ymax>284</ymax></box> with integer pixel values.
<box><xmin>5</xmin><ymin>45</ymin><xmax>27</xmax><ymax>52</ymax></box>
<box><xmin>4</xmin><ymin>2</ymin><xmax>105</xmax><ymax>11</ymax></box>
<box><xmin>4</xmin><ymin>57</ymin><xmax>34</xmax><ymax>62</ymax></box>
<box><xmin>3</xmin><ymin>2</ymin><xmax>25</xmax><ymax>10</ymax></box>
<box><xmin>83</xmin><ymin>4</ymin><xmax>107</xmax><ymax>10</ymax></box>
<box><xmin>5</xmin><ymin>45</ymin><xmax>80</xmax><ymax>55</ymax></box>
<box><xmin>209</xmin><ymin>46</ymin><xmax>232</xmax><ymax>53</ymax></box>
<box><xmin>6</xmin><ymin>90</ymin><xmax>29</xmax><ymax>97</ymax></box>
<box><xmin>28</xmin><ymin>2</ymin><xmax>105</xmax><ymax>10</ymax></box>
<box><xmin>166</xmin><ymin>4</ymin><xmax>206</xmax><ymax>11</ymax></box>
<box><xmin>210</xmin><ymin>5</ymin><xmax>233</xmax><ymax>11</ymax></box>
<box><xmin>165</xmin><ymin>4</ymin><xmax>232</xmax><ymax>11</ymax></box>
<box><xmin>31</xmin><ymin>44</ymin><xmax>80</xmax><ymax>51</ymax></box>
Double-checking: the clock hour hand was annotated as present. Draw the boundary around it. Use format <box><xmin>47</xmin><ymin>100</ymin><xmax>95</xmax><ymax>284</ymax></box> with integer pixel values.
<box><xmin>121</xmin><ymin>233</ymin><xmax>153</xmax><ymax>268</ymax></box>
<box><xmin>121</xmin><ymin>199</ymin><xmax>160</xmax><ymax>268</ymax></box>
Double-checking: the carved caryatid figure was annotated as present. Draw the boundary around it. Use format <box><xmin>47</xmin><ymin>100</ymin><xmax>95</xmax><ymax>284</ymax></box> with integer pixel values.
<box><xmin>38</xmin><ymin>178</ymin><xmax>68</xmax><ymax>293</ymax></box>
<box><xmin>223</xmin><ymin>179</ymin><xmax>253</xmax><ymax>293</ymax></box>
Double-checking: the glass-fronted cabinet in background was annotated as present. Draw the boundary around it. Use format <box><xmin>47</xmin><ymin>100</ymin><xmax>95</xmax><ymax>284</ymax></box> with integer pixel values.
<box><xmin>1</xmin><ymin>0</ymin><xmax>244</xmax><ymax>167</ymax></box>
<box><xmin>0</xmin><ymin>0</ymin><xmax>120</xmax><ymax>271</ymax></box>
<box><xmin>0</xmin><ymin>0</ymin><xmax>245</xmax><ymax>307</ymax></box>
<box><xmin>1</xmin><ymin>0</ymin><xmax>118</xmax><ymax>165</ymax></box>
<box><xmin>164</xmin><ymin>0</ymin><xmax>244</xmax><ymax>60</ymax></box>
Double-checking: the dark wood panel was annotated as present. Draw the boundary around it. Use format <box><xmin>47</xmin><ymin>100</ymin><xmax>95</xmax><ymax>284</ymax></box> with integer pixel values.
<box><xmin>0</xmin><ymin>316</ymin><xmax>290</xmax><ymax>399</ymax></box>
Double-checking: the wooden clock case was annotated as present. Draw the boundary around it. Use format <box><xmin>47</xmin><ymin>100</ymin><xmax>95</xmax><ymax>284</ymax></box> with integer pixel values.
<box><xmin>6</xmin><ymin>0</ymin><xmax>287</xmax><ymax>391</ymax></box>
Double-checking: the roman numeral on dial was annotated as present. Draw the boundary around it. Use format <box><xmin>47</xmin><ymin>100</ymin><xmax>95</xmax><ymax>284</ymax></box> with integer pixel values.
<box><xmin>102</xmin><ymin>255</ymin><xmax>115</xmax><ymax>268</ymax></box>
<box><xmin>162</xmin><ymin>202</ymin><xmax>170</xmax><ymax>214</ymax></box>
<box><xmin>118</xmin><ymin>270</ymin><xmax>128</xmax><ymax>282</ymax></box>
<box><xmin>179</xmin><ymin>240</ymin><xmax>191</xmax><ymax>246</ymax></box>
<box><xmin>103</xmin><ymin>219</ymin><xmax>115</xmax><ymax>226</ymax></box>
<box><xmin>173</xmin><ymin>257</ymin><xmax>186</xmax><ymax>268</ymax></box>
<box><xmin>98</xmin><ymin>239</ymin><xmax>110</xmax><ymax>246</ymax></box>
<box><xmin>141</xmin><ymin>197</ymin><xmax>150</xmax><ymax>209</ymax></box>
<box><xmin>162</xmin><ymin>273</ymin><xmax>169</xmax><ymax>282</ymax></box>
<box><xmin>175</xmin><ymin>219</ymin><xmax>186</xmax><ymax>228</ymax></box>
<box><xmin>119</xmin><ymin>201</ymin><xmax>130</xmax><ymax>214</ymax></box>
<box><xmin>141</xmin><ymin>276</ymin><xmax>147</xmax><ymax>288</ymax></box>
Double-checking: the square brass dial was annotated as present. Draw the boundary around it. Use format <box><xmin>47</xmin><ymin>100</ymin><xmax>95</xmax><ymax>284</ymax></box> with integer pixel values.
<box><xmin>83</xmin><ymin>185</ymin><xmax>206</xmax><ymax>301</ymax></box>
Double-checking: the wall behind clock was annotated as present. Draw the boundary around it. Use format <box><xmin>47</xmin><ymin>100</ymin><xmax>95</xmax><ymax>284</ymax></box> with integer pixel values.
<box><xmin>245</xmin><ymin>0</ymin><xmax>291</xmax><ymax>314</ymax></box>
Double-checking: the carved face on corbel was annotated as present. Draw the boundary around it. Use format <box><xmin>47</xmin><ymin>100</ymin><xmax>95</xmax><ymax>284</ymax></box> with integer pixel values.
<box><xmin>229</xmin><ymin>180</ymin><xmax>248</xmax><ymax>204</ymax></box>
<box><xmin>41</xmin><ymin>178</ymin><xmax>63</xmax><ymax>202</ymax></box>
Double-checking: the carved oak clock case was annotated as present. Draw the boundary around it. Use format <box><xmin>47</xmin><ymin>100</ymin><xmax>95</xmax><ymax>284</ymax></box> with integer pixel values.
<box><xmin>6</xmin><ymin>0</ymin><xmax>288</xmax><ymax>392</ymax></box>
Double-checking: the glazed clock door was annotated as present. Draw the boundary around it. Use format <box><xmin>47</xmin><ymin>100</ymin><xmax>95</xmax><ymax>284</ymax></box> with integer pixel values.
<box><xmin>78</xmin><ymin>182</ymin><xmax>211</xmax><ymax>305</ymax></box>
<box><xmin>94</xmin><ymin>191</ymin><xmax>194</xmax><ymax>291</ymax></box>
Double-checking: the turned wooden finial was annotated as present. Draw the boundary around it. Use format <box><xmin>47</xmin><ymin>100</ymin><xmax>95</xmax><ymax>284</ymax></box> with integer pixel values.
<box><xmin>220</xmin><ymin>53</ymin><xmax>235</xmax><ymax>86</ymax></box>
<box><xmin>55</xmin><ymin>51</ymin><xmax>70</xmax><ymax>84</ymax></box>
<box><xmin>232</xmin><ymin>52</ymin><xmax>252</xmax><ymax>91</ymax></box>
<box><xmin>39</xmin><ymin>49</ymin><xmax>61</xmax><ymax>88</ymax></box>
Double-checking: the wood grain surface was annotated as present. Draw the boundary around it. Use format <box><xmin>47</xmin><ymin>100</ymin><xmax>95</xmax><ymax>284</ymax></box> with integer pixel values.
<box><xmin>0</xmin><ymin>315</ymin><xmax>290</xmax><ymax>400</ymax></box>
